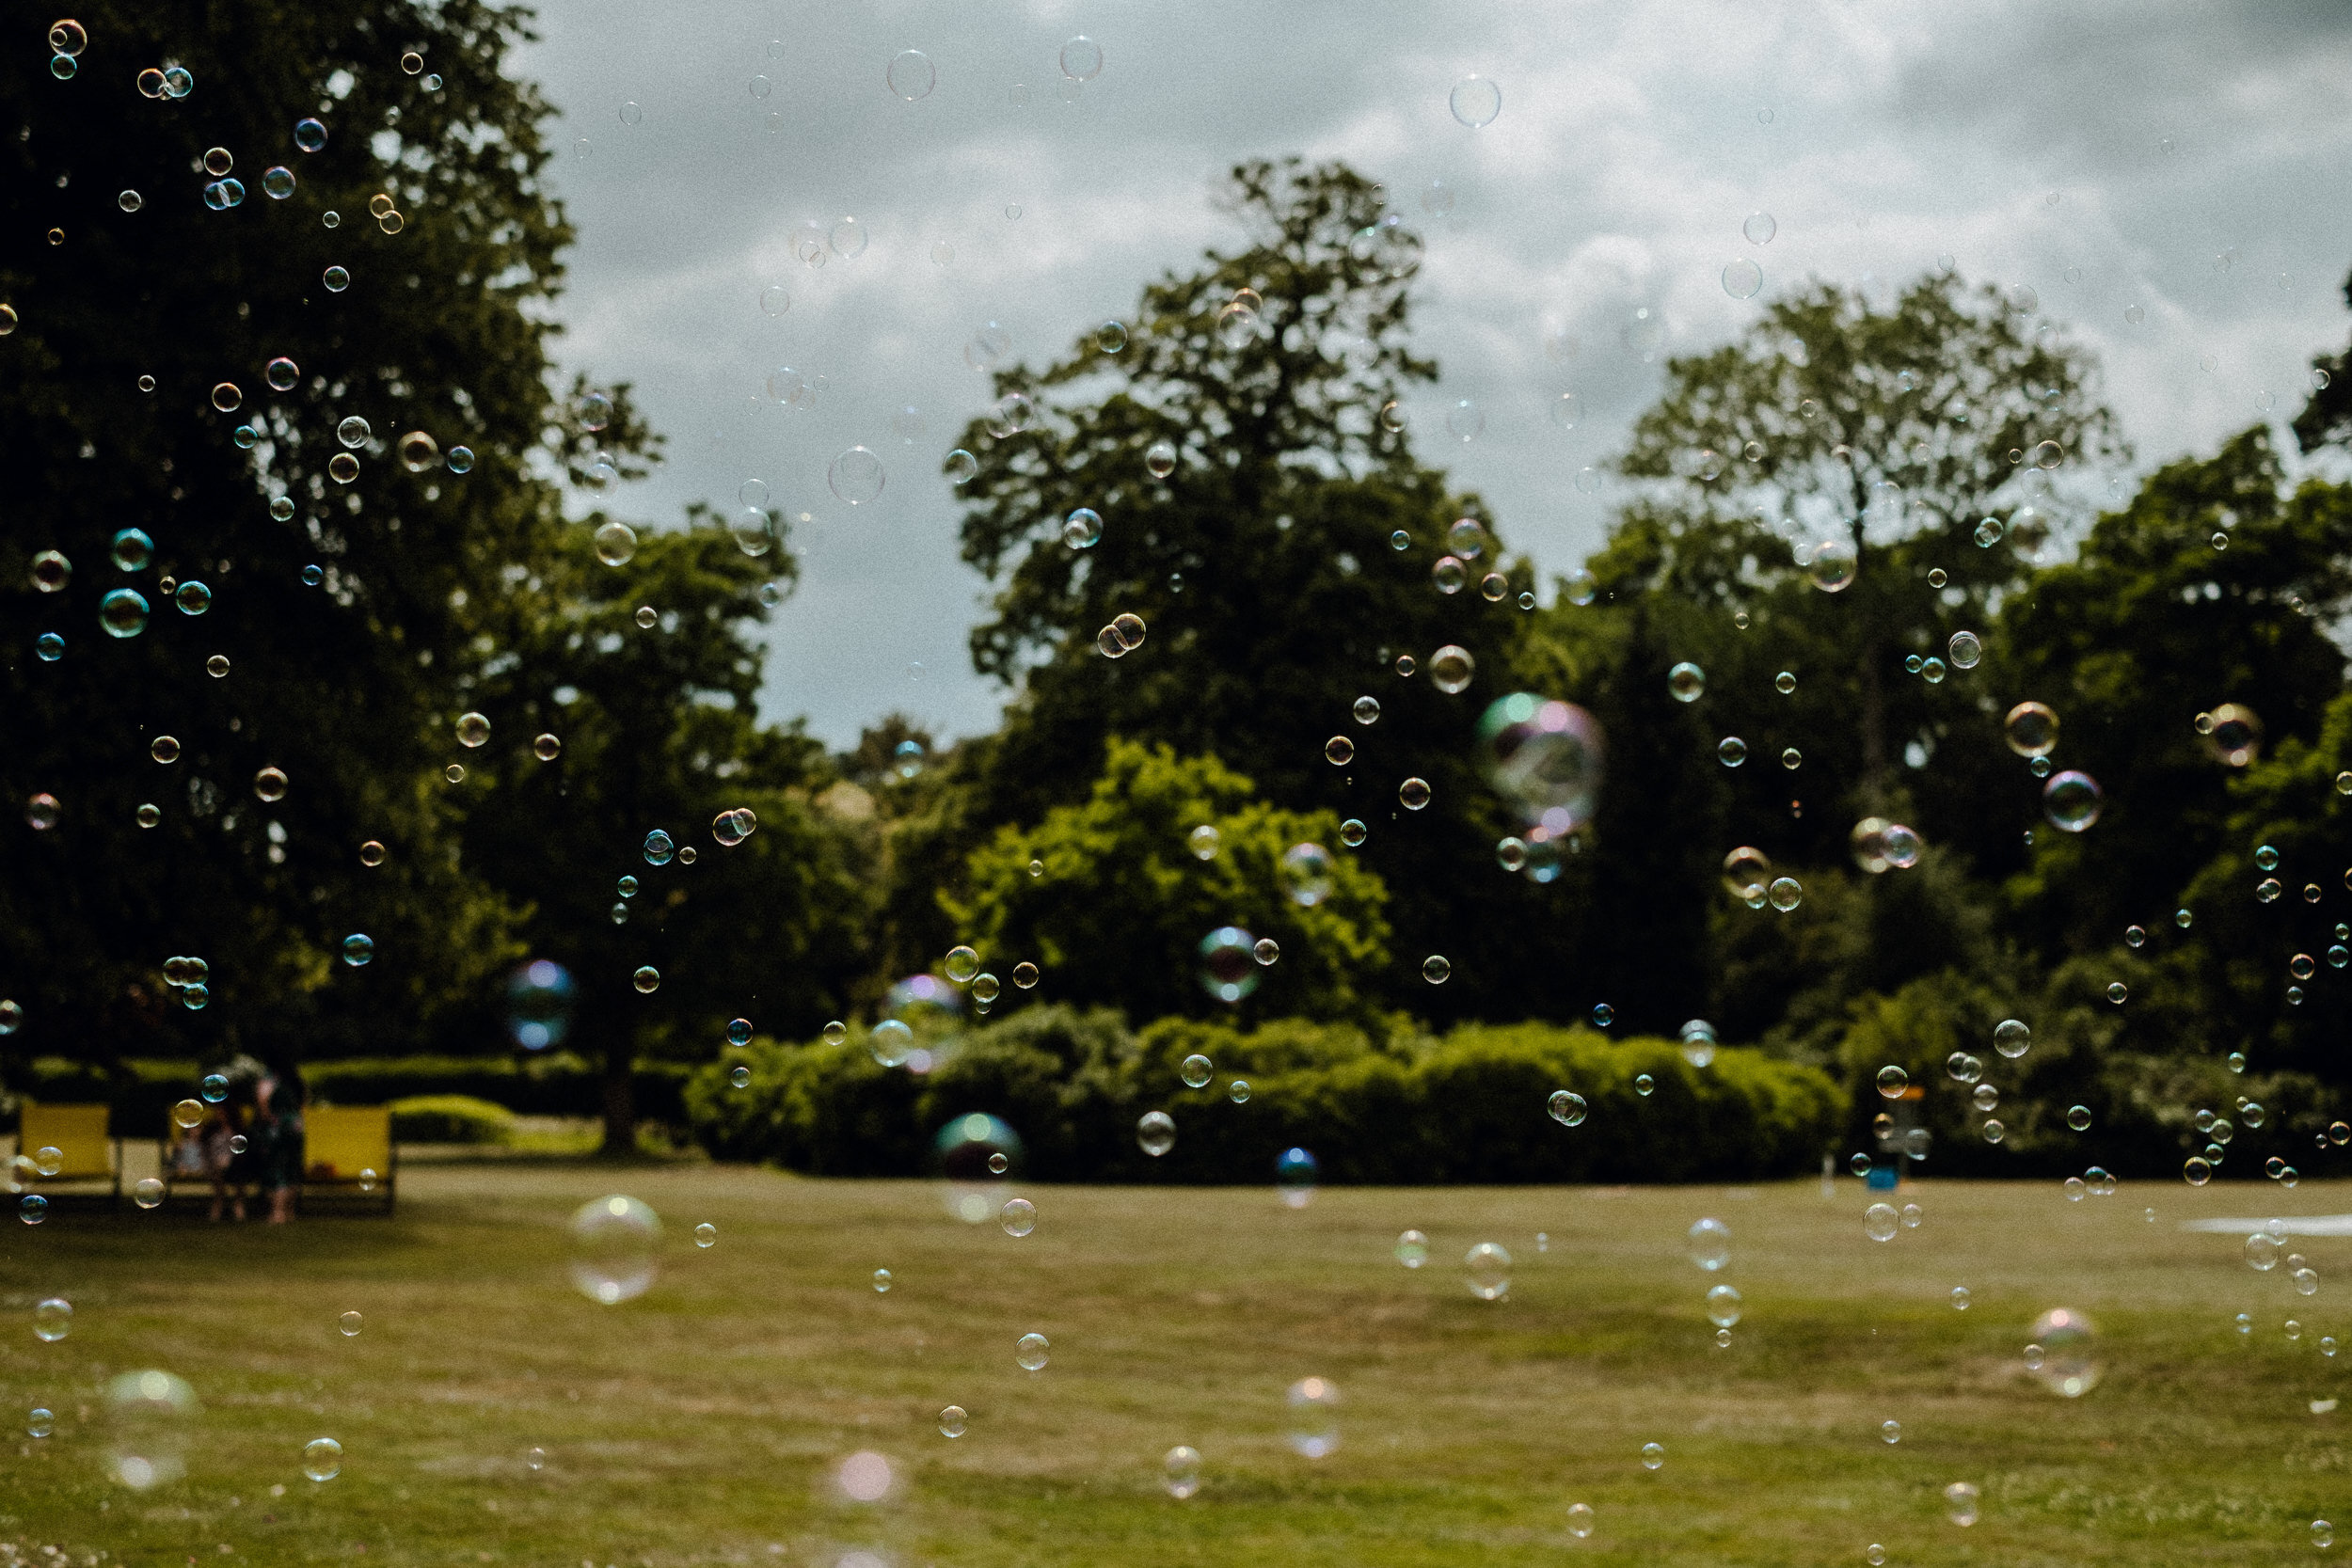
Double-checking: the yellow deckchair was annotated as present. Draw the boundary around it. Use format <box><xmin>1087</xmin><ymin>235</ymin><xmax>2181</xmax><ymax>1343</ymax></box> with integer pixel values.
<box><xmin>302</xmin><ymin>1105</ymin><xmax>396</xmax><ymax>1213</ymax></box>
<box><xmin>16</xmin><ymin>1103</ymin><xmax>121</xmax><ymax>1199</ymax></box>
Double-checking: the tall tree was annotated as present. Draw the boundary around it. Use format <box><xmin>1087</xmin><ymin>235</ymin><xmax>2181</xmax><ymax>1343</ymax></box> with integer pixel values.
<box><xmin>946</xmin><ymin>158</ymin><xmax>1563</xmax><ymax>1022</ymax></box>
<box><xmin>458</xmin><ymin>515</ymin><xmax>874</xmax><ymax>1152</ymax></box>
<box><xmin>0</xmin><ymin>0</ymin><xmax>592</xmax><ymax>1076</ymax></box>
<box><xmin>1607</xmin><ymin>272</ymin><xmax>2122</xmax><ymax>812</ymax></box>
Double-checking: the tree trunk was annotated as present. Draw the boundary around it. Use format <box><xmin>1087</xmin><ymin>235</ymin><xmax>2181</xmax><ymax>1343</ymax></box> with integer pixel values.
<box><xmin>598</xmin><ymin>1034</ymin><xmax>637</xmax><ymax>1157</ymax></box>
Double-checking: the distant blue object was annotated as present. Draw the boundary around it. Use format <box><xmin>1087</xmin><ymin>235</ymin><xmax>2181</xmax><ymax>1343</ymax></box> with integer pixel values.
<box><xmin>1865</xmin><ymin>1163</ymin><xmax>1900</xmax><ymax>1191</ymax></box>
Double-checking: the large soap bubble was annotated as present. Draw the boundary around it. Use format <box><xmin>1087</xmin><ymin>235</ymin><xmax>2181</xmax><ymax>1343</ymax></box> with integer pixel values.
<box><xmin>1477</xmin><ymin>693</ymin><xmax>1603</xmax><ymax>835</ymax></box>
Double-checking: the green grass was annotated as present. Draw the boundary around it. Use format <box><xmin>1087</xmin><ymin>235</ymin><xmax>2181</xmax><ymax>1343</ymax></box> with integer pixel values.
<box><xmin>1</xmin><ymin>1166</ymin><xmax>2346</xmax><ymax>1565</ymax></box>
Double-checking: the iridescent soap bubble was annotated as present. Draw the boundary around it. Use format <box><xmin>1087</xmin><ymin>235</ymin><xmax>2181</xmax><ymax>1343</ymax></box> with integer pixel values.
<box><xmin>32</xmin><ymin>1298</ymin><xmax>72</xmax><ymax>1342</ymax></box>
<box><xmin>2205</xmin><ymin>703</ymin><xmax>2263</xmax><ymax>767</ymax></box>
<box><xmin>101</xmin><ymin>588</ymin><xmax>151</xmax><ymax>638</ymax></box>
<box><xmin>2028</xmin><ymin>1307</ymin><xmax>2097</xmax><ymax>1396</ymax></box>
<box><xmin>1449</xmin><ymin>74</ymin><xmax>1501</xmax><ymax>128</ymax></box>
<box><xmin>886</xmin><ymin>49</ymin><xmax>935</xmax><ymax>101</ymax></box>
<box><xmin>1549</xmin><ymin>1089</ymin><xmax>1587</xmax><ymax>1127</ymax></box>
<box><xmin>1136</xmin><ymin>1110</ymin><xmax>1176</xmax><ymax>1157</ymax></box>
<box><xmin>567</xmin><ymin>1196</ymin><xmax>660</xmax><ymax>1304</ymax></box>
<box><xmin>104</xmin><ymin>1370</ymin><xmax>197</xmax><ymax>1489</ymax></box>
<box><xmin>1058</xmin><ymin>35</ymin><xmax>1104</xmax><ymax>80</ymax></box>
<box><xmin>1864</xmin><ymin>1202</ymin><xmax>1899</xmax><ymax>1242</ymax></box>
<box><xmin>1276</xmin><ymin>1147</ymin><xmax>1319</xmax><ymax>1207</ymax></box>
<box><xmin>828</xmin><ymin>447</ymin><xmax>885</xmax><ymax>504</ymax></box>
<box><xmin>1286</xmin><ymin>1376</ymin><xmax>1341</xmax><ymax>1457</ymax></box>
<box><xmin>1478</xmin><ymin>694</ymin><xmax>1604</xmax><ymax>834</ymax></box>
<box><xmin>1723</xmin><ymin>259</ymin><xmax>1763</xmax><ymax>299</ymax></box>
<box><xmin>1422</xmin><ymin>955</ymin><xmax>1452</xmax><ymax>985</ymax></box>
<box><xmin>1463</xmin><ymin>1242</ymin><xmax>1512</xmax><ymax>1301</ymax></box>
<box><xmin>1015</xmin><ymin>1332</ymin><xmax>1050</xmax><ymax>1371</ymax></box>
<box><xmin>1667</xmin><ymin>661</ymin><xmax>1705</xmax><ymax>702</ymax></box>
<box><xmin>1706</xmin><ymin>1283</ymin><xmax>1742</xmax><ymax>1327</ymax></box>
<box><xmin>1197</xmin><ymin>927</ymin><xmax>1258</xmax><ymax>1003</ymax></box>
<box><xmin>1807</xmin><ymin>536</ymin><xmax>1857</xmax><ymax>592</ymax></box>
<box><xmin>1280</xmin><ymin>842</ymin><xmax>1334</xmax><ymax>906</ymax></box>
<box><xmin>2042</xmin><ymin>770</ymin><xmax>2103</xmax><ymax>832</ymax></box>
<box><xmin>2004</xmin><ymin>701</ymin><xmax>2059</xmax><ymax>756</ymax></box>
<box><xmin>1062</xmin><ymin>508</ymin><xmax>1102</xmax><ymax>548</ymax></box>
<box><xmin>1163</xmin><ymin>1445</ymin><xmax>1201</xmax><ymax>1498</ymax></box>
<box><xmin>1000</xmin><ymin>1197</ymin><xmax>1037</xmax><ymax>1237</ymax></box>
<box><xmin>1395</xmin><ymin>1229</ymin><xmax>1429</xmax><ymax>1268</ymax></box>
<box><xmin>303</xmin><ymin>1436</ymin><xmax>342</xmax><ymax>1481</ymax></box>
<box><xmin>1689</xmin><ymin>1217</ymin><xmax>1730</xmax><ymax>1271</ymax></box>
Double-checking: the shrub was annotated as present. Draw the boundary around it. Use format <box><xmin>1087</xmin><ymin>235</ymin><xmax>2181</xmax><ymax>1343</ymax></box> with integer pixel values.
<box><xmin>389</xmin><ymin>1095</ymin><xmax>517</xmax><ymax>1145</ymax></box>
<box><xmin>684</xmin><ymin>1006</ymin><xmax>1842</xmax><ymax>1184</ymax></box>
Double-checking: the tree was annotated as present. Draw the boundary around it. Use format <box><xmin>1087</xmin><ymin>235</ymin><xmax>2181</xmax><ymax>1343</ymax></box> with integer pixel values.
<box><xmin>945</xmin><ymin>739</ymin><xmax>1391</xmax><ymax>1023</ymax></box>
<box><xmin>1606</xmin><ymin>271</ymin><xmax>2122</xmax><ymax>809</ymax></box>
<box><xmin>944</xmin><ymin>158</ymin><xmax>1565</xmax><ymax>1022</ymax></box>
<box><xmin>1996</xmin><ymin>430</ymin><xmax>2352</xmax><ymax>971</ymax></box>
<box><xmin>1531</xmin><ymin>273</ymin><xmax>2125</xmax><ymax>1043</ymax></box>
<box><xmin>0</xmin><ymin>0</ymin><xmax>583</xmax><ymax>1078</ymax></box>
<box><xmin>457</xmin><ymin>515</ymin><xmax>874</xmax><ymax>1151</ymax></box>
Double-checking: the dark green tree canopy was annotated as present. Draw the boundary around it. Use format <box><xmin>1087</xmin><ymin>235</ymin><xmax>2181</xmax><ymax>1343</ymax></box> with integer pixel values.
<box><xmin>0</xmin><ymin>0</ymin><xmax>585</xmax><ymax>1066</ymax></box>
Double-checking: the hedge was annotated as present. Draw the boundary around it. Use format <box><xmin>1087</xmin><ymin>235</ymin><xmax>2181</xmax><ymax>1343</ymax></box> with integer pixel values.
<box><xmin>1</xmin><ymin>1053</ymin><xmax>688</xmax><ymax>1133</ymax></box>
<box><xmin>388</xmin><ymin>1095</ymin><xmax>518</xmax><ymax>1145</ymax></box>
<box><xmin>683</xmin><ymin>1006</ymin><xmax>1844</xmax><ymax>1184</ymax></box>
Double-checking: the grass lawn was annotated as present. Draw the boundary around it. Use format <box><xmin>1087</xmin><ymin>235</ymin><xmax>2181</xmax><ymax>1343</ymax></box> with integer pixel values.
<box><xmin>0</xmin><ymin>1163</ymin><xmax>2345</xmax><ymax>1566</ymax></box>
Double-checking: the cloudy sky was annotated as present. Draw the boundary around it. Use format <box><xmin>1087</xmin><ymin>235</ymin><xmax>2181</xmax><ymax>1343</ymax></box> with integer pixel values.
<box><xmin>512</xmin><ymin>0</ymin><xmax>2352</xmax><ymax>751</ymax></box>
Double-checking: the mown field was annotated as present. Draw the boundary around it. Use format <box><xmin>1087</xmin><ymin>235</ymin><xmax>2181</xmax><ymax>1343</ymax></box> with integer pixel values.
<box><xmin>0</xmin><ymin>1164</ymin><xmax>2346</xmax><ymax>1566</ymax></box>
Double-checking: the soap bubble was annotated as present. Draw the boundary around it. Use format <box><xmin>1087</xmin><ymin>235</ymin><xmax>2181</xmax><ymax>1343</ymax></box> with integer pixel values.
<box><xmin>1015</xmin><ymin>1332</ymin><xmax>1050</xmax><ymax>1371</ymax></box>
<box><xmin>1478</xmin><ymin>694</ymin><xmax>1604</xmax><ymax>833</ymax></box>
<box><xmin>303</xmin><ymin>1436</ymin><xmax>342</xmax><ymax>1482</ymax></box>
<box><xmin>829</xmin><ymin>447</ymin><xmax>885</xmax><ymax>505</ymax></box>
<box><xmin>2005</xmin><ymin>701</ymin><xmax>2059</xmax><ymax>756</ymax></box>
<box><xmin>1667</xmin><ymin>662</ymin><xmax>1706</xmax><ymax>702</ymax></box>
<box><xmin>104</xmin><ymin>1370</ymin><xmax>198</xmax><ymax>1489</ymax></box>
<box><xmin>885</xmin><ymin>50</ymin><xmax>935</xmax><ymax>101</ymax></box>
<box><xmin>1063</xmin><ymin>508</ymin><xmax>1102</xmax><ymax>548</ymax></box>
<box><xmin>1285</xmin><ymin>1376</ymin><xmax>1341</xmax><ymax>1457</ymax></box>
<box><xmin>1548</xmin><ymin>1090</ymin><xmax>1587</xmax><ymax>1127</ymax></box>
<box><xmin>506</xmin><ymin>959</ymin><xmax>575</xmax><ymax>1050</ymax></box>
<box><xmin>32</xmin><ymin>1298</ymin><xmax>72</xmax><ymax>1342</ymax></box>
<box><xmin>1807</xmin><ymin>536</ymin><xmax>1857</xmax><ymax>592</ymax></box>
<box><xmin>1197</xmin><ymin>927</ymin><xmax>1259</xmax><ymax>1003</ymax></box>
<box><xmin>1136</xmin><ymin>1111</ymin><xmax>1176</xmax><ymax>1157</ymax></box>
<box><xmin>1641</xmin><ymin>1442</ymin><xmax>1664</xmax><ymax>1470</ymax></box>
<box><xmin>2042</xmin><ymin>770</ymin><xmax>2103</xmax><ymax>832</ymax></box>
<box><xmin>1689</xmin><ymin>1217</ymin><xmax>1730</xmax><ymax>1271</ymax></box>
<box><xmin>1449</xmin><ymin>75</ymin><xmax>1501</xmax><ymax>128</ymax></box>
<box><xmin>1722</xmin><ymin>259</ymin><xmax>1763</xmax><ymax>299</ymax></box>
<box><xmin>568</xmin><ymin>1196</ymin><xmax>660</xmax><ymax>1304</ymax></box>
<box><xmin>1395</xmin><ymin>1229</ymin><xmax>1429</xmax><ymax>1268</ymax></box>
<box><xmin>1706</xmin><ymin>1283</ymin><xmax>1742</xmax><ymax>1328</ymax></box>
<box><xmin>2028</xmin><ymin>1307</ymin><xmax>2097</xmax><ymax>1396</ymax></box>
<box><xmin>594</xmin><ymin>522</ymin><xmax>637</xmax><ymax>565</ymax></box>
<box><xmin>1864</xmin><ymin>1202</ymin><xmax>1899</xmax><ymax>1242</ymax></box>
<box><xmin>1422</xmin><ymin>955</ymin><xmax>1452</xmax><ymax>985</ymax></box>
<box><xmin>1163</xmin><ymin>1444</ymin><xmax>1201</xmax><ymax>1498</ymax></box>
<box><xmin>1742</xmin><ymin>212</ymin><xmax>1776</xmax><ymax>245</ymax></box>
<box><xmin>1000</xmin><ymin>1197</ymin><xmax>1037</xmax><ymax>1238</ymax></box>
<box><xmin>1058</xmin><ymin>35</ymin><xmax>1104</xmax><ymax>81</ymax></box>
<box><xmin>1875</xmin><ymin>1065</ymin><xmax>1908</xmax><ymax>1099</ymax></box>
<box><xmin>1276</xmin><ymin>1147</ymin><xmax>1319</xmax><ymax>1207</ymax></box>
<box><xmin>2205</xmin><ymin>703</ymin><xmax>2263</xmax><ymax>767</ymax></box>
<box><xmin>1280</xmin><ymin>842</ymin><xmax>1334</xmax><ymax>906</ymax></box>
<box><xmin>1463</xmin><ymin>1242</ymin><xmax>1512</xmax><ymax>1301</ymax></box>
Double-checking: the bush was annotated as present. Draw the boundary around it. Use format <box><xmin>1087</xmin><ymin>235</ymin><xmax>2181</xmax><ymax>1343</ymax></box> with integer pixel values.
<box><xmin>389</xmin><ymin>1095</ymin><xmax>517</xmax><ymax>1145</ymax></box>
<box><xmin>684</xmin><ymin>1006</ymin><xmax>1842</xmax><ymax>1184</ymax></box>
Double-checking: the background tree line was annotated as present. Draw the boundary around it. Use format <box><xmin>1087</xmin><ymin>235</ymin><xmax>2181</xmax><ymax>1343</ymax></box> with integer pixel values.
<box><xmin>8</xmin><ymin>8</ymin><xmax>2350</xmax><ymax>1164</ymax></box>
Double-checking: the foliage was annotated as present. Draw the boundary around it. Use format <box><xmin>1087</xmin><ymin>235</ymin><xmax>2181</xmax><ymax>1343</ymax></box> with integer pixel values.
<box><xmin>946</xmin><ymin>740</ymin><xmax>1391</xmax><ymax>1022</ymax></box>
<box><xmin>942</xmin><ymin>158</ymin><xmax>1566</xmax><ymax>1023</ymax></box>
<box><xmin>387</xmin><ymin>1093</ymin><xmax>516</xmax><ymax>1144</ymax></box>
<box><xmin>0</xmin><ymin>0</ymin><xmax>580</xmax><ymax>1074</ymax></box>
<box><xmin>455</xmin><ymin>517</ymin><xmax>874</xmax><ymax>1148</ymax></box>
<box><xmin>684</xmin><ymin>1006</ymin><xmax>1843</xmax><ymax>1184</ymax></box>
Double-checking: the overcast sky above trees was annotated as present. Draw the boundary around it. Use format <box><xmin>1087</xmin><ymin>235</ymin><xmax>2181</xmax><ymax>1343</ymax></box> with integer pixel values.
<box><xmin>515</xmin><ymin>0</ymin><xmax>2352</xmax><ymax>748</ymax></box>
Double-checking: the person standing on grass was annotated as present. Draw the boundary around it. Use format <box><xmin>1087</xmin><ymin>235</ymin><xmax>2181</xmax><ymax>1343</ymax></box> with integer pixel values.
<box><xmin>200</xmin><ymin>1095</ymin><xmax>245</xmax><ymax>1223</ymax></box>
<box><xmin>256</xmin><ymin>1070</ymin><xmax>307</xmax><ymax>1225</ymax></box>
